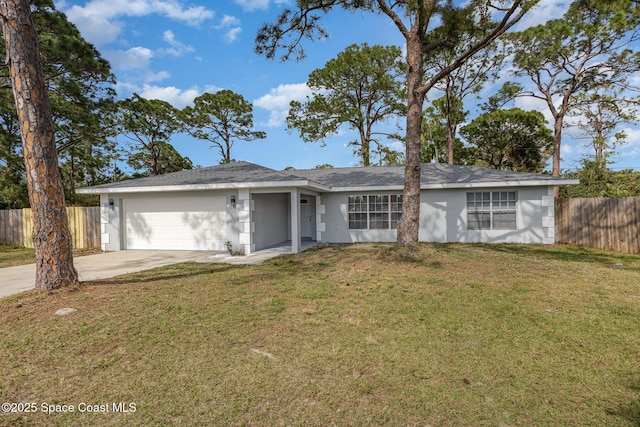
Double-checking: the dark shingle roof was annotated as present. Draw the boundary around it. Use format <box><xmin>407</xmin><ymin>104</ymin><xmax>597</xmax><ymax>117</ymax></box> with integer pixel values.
<box><xmin>79</xmin><ymin>161</ymin><xmax>576</xmax><ymax>193</ymax></box>
<box><xmin>81</xmin><ymin>161</ymin><xmax>309</xmax><ymax>191</ymax></box>
<box><xmin>294</xmin><ymin>163</ymin><xmax>571</xmax><ymax>188</ymax></box>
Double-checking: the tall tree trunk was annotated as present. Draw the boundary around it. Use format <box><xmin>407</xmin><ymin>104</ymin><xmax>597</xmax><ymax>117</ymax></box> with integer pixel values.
<box><xmin>446</xmin><ymin>125</ymin><xmax>455</xmax><ymax>165</ymax></box>
<box><xmin>446</xmin><ymin>85</ymin><xmax>455</xmax><ymax>165</ymax></box>
<box><xmin>358</xmin><ymin>125</ymin><xmax>370</xmax><ymax>166</ymax></box>
<box><xmin>594</xmin><ymin>136</ymin><xmax>605</xmax><ymax>169</ymax></box>
<box><xmin>397</xmin><ymin>33</ymin><xmax>426</xmax><ymax>245</ymax></box>
<box><xmin>0</xmin><ymin>0</ymin><xmax>78</xmax><ymax>290</ymax></box>
<box><xmin>552</xmin><ymin>114</ymin><xmax>563</xmax><ymax>198</ymax></box>
<box><xmin>362</xmin><ymin>142</ymin><xmax>370</xmax><ymax>166</ymax></box>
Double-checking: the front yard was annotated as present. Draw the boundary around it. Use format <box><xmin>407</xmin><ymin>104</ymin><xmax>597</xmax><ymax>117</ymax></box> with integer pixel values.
<box><xmin>0</xmin><ymin>243</ymin><xmax>638</xmax><ymax>425</ymax></box>
<box><xmin>0</xmin><ymin>245</ymin><xmax>101</xmax><ymax>268</ymax></box>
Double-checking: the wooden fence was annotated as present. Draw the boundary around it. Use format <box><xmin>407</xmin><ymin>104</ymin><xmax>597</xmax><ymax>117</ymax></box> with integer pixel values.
<box><xmin>0</xmin><ymin>207</ymin><xmax>100</xmax><ymax>249</ymax></box>
<box><xmin>555</xmin><ymin>197</ymin><xmax>640</xmax><ymax>254</ymax></box>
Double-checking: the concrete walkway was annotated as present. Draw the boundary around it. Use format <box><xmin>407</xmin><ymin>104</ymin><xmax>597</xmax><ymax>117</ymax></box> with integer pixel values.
<box><xmin>0</xmin><ymin>249</ymin><xmax>286</xmax><ymax>299</ymax></box>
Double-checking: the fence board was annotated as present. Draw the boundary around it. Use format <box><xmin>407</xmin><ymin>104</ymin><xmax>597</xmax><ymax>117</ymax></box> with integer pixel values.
<box><xmin>555</xmin><ymin>197</ymin><xmax>640</xmax><ymax>254</ymax></box>
<box><xmin>83</xmin><ymin>207</ymin><xmax>100</xmax><ymax>248</ymax></box>
<box><xmin>0</xmin><ymin>211</ymin><xmax>5</xmax><ymax>243</ymax></box>
<box><xmin>0</xmin><ymin>207</ymin><xmax>100</xmax><ymax>249</ymax></box>
<box><xmin>22</xmin><ymin>209</ymin><xmax>33</xmax><ymax>248</ymax></box>
<box><xmin>9</xmin><ymin>210</ymin><xmax>22</xmax><ymax>245</ymax></box>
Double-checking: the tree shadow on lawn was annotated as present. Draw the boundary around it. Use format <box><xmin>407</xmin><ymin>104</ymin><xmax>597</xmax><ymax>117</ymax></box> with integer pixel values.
<box><xmin>444</xmin><ymin>243</ymin><xmax>640</xmax><ymax>272</ymax></box>
<box><xmin>606</xmin><ymin>373</ymin><xmax>640</xmax><ymax>425</ymax></box>
<box><xmin>84</xmin><ymin>262</ymin><xmax>243</xmax><ymax>287</ymax></box>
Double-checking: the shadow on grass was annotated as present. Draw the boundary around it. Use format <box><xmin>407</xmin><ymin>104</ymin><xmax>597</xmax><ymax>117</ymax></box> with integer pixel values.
<box><xmin>607</xmin><ymin>401</ymin><xmax>640</xmax><ymax>426</ymax></box>
<box><xmin>439</xmin><ymin>243</ymin><xmax>640</xmax><ymax>271</ymax></box>
<box><xmin>607</xmin><ymin>374</ymin><xmax>640</xmax><ymax>425</ymax></box>
<box><xmin>84</xmin><ymin>262</ymin><xmax>242</xmax><ymax>286</ymax></box>
<box><xmin>371</xmin><ymin>243</ymin><xmax>445</xmax><ymax>268</ymax></box>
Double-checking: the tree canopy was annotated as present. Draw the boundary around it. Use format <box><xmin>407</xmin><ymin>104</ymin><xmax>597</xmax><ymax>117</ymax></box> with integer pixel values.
<box><xmin>423</xmin><ymin>19</ymin><xmax>507</xmax><ymax>164</ymax></box>
<box><xmin>182</xmin><ymin>90</ymin><xmax>265</xmax><ymax>165</ymax></box>
<box><xmin>421</xmin><ymin>98</ymin><xmax>473</xmax><ymax>165</ymax></box>
<box><xmin>287</xmin><ymin>43</ymin><xmax>405</xmax><ymax>166</ymax></box>
<box><xmin>561</xmin><ymin>159</ymin><xmax>640</xmax><ymax>198</ymax></box>
<box><xmin>507</xmin><ymin>0</ymin><xmax>640</xmax><ymax>183</ymax></box>
<box><xmin>114</xmin><ymin>94</ymin><xmax>191</xmax><ymax>177</ymax></box>
<box><xmin>0</xmin><ymin>0</ymin><xmax>115</xmax><ymax>208</ymax></box>
<box><xmin>460</xmin><ymin>108</ymin><xmax>553</xmax><ymax>173</ymax></box>
<box><xmin>567</xmin><ymin>86</ymin><xmax>638</xmax><ymax>168</ymax></box>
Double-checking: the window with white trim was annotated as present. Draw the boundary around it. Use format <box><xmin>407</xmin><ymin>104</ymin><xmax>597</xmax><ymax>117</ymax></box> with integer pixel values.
<box><xmin>348</xmin><ymin>195</ymin><xmax>403</xmax><ymax>230</ymax></box>
<box><xmin>467</xmin><ymin>191</ymin><xmax>517</xmax><ymax>230</ymax></box>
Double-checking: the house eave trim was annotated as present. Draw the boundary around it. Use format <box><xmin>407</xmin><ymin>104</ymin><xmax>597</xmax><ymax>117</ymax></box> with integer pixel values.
<box><xmin>423</xmin><ymin>179</ymin><xmax>580</xmax><ymax>189</ymax></box>
<box><xmin>327</xmin><ymin>179</ymin><xmax>578</xmax><ymax>192</ymax></box>
<box><xmin>77</xmin><ymin>180</ymin><xmax>330</xmax><ymax>194</ymax></box>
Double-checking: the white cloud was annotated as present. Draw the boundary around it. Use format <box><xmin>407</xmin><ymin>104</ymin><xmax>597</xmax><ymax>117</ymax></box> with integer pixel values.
<box><xmin>234</xmin><ymin>0</ymin><xmax>270</xmax><ymax>11</ymax></box>
<box><xmin>514</xmin><ymin>95</ymin><xmax>554</xmax><ymax>124</ymax></box>
<box><xmin>104</xmin><ymin>32</ymin><xmax>194</xmax><ymax>83</ymax></box>
<box><xmin>215</xmin><ymin>15</ymin><xmax>242</xmax><ymax>43</ymax></box>
<box><xmin>141</xmin><ymin>70</ymin><xmax>172</xmax><ymax>83</ymax></box>
<box><xmin>514</xmin><ymin>0</ymin><xmax>571</xmax><ymax>31</ymax></box>
<box><xmin>560</xmin><ymin>143</ymin><xmax>574</xmax><ymax>155</ymax></box>
<box><xmin>105</xmin><ymin>47</ymin><xmax>154</xmax><ymax>70</ymax></box>
<box><xmin>219</xmin><ymin>15</ymin><xmax>241</xmax><ymax>28</ymax></box>
<box><xmin>65</xmin><ymin>14</ymin><xmax>124</xmax><ymax>46</ymax></box>
<box><xmin>629</xmin><ymin>73</ymin><xmax>640</xmax><ymax>89</ymax></box>
<box><xmin>254</xmin><ymin>83</ymin><xmax>312</xmax><ymax>127</ymax></box>
<box><xmin>233</xmin><ymin>0</ymin><xmax>293</xmax><ymax>12</ymax></box>
<box><xmin>224</xmin><ymin>27</ymin><xmax>243</xmax><ymax>43</ymax></box>
<box><xmin>138</xmin><ymin>85</ymin><xmax>202</xmax><ymax>108</ymax></box>
<box><xmin>161</xmin><ymin>30</ymin><xmax>195</xmax><ymax>56</ymax></box>
<box><xmin>116</xmin><ymin>82</ymin><xmax>224</xmax><ymax>108</ymax></box>
<box><xmin>617</xmin><ymin>127</ymin><xmax>640</xmax><ymax>157</ymax></box>
<box><xmin>62</xmin><ymin>0</ymin><xmax>214</xmax><ymax>46</ymax></box>
<box><xmin>203</xmin><ymin>84</ymin><xmax>223</xmax><ymax>94</ymax></box>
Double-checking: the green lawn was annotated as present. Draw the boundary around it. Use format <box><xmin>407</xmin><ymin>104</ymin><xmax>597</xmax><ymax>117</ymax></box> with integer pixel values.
<box><xmin>0</xmin><ymin>245</ymin><xmax>102</xmax><ymax>268</ymax></box>
<box><xmin>0</xmin><ymin>245</ymin><xmax>38</xmax><ymax>268</ymax></box>
<box><xmin>0</xmin><ymin>243</ymin><xmax>638</xmax><ymax>426</ymax></box>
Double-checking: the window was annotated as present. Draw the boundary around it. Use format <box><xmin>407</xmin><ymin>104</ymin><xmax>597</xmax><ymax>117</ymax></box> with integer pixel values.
<box><xmin>348</xmin><ymin>195</ymin><xmax>402</xmax><ymax>230</ymax></box>
<box><xmin>467</xmin><ymin>191</ymin><xmax>517</xmax><ymax>230</ymax></box>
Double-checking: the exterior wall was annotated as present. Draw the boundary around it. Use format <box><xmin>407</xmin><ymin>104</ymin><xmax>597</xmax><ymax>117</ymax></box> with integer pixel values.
<box><xmin>98</xmin><ymin>185</ymin><xmax>556</xmax><ymax>251</ymax></box>
<box><xmin>315</xmin><ymin>195</ymin><xmax>325</xmax><ymax>242</ymax></box>
<box><xmin>320</xmin><ymin>191</ymin><xmax>400</xmax><ymax>243</ymax></box>
<box><xmin>252</xmin><ymin>193</ymin><xmax>289</xmax><ymax>250</ymax></box>
<box><xmin>237</xmin><ymin>189</ymin><xmax>253</xmax><ymax>255</ymax></box>
<box><xmin>320</xmin><ymin>186</ymin><xmax>555</xmax><ymax>245</ymax></box>
<box><xmin>100</xmin><ymin>194</ymin><xmax>122</xmax><ymax>251</ymax></box>
<box><xmin>99</xmin><ymin>190</ymin><xmax>240</xmax><ymax>251</ymax></box>
<box><xmin>419</xmin><ymin>186</ymin><xmax>553</xmax><ymax>244</ymax></box>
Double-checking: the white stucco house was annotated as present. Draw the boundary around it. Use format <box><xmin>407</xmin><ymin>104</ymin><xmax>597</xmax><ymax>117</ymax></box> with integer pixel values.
<box><xmin>77</xmin><ymin>161</ymin><xmax>578</xmax><ymax>254</ymax></box>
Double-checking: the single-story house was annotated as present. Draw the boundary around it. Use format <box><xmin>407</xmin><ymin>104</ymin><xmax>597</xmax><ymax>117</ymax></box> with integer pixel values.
<box><xmin>77</xmin><ymin>161</ymin><xmax>578</xmax><ymax>254</ymax></box>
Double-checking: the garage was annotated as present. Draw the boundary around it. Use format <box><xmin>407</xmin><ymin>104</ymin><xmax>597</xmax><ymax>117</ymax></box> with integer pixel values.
<box><xmin>123</xmin><ymin>195</ymin><xmax>229</xmax><ymax>250</ymax></box>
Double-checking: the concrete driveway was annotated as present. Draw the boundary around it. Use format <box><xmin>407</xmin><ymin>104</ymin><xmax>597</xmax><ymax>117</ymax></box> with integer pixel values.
<box><xmin>0</xmin><ymin>249</ymin><xmax>282</xmax><ymax>299</ymax></box>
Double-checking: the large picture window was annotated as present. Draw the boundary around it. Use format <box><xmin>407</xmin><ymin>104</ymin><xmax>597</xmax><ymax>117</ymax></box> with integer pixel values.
<box><xmin>348</xmin><ymin>195</ymin><xmax>402</xmax><ymax>230</ymax></box>
<box><xmin>467</xmin><ymin>191</ymin><xmax>517</xmax><ymax>230</ymax></box>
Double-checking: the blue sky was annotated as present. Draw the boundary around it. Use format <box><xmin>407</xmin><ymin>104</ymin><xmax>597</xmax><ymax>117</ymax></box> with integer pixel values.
<box><xmin>54</xmin><ymin>0</ymin><xmax>640</xmax><ymax>172</ymax></box>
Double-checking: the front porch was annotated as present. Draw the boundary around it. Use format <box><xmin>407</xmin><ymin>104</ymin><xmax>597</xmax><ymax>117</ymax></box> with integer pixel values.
<box><xmin>253</xmin><ymin>239</ymin><xmax>318</xmax><ymax>255</ymax></box>
<box><xmin>238</xmin><ymin>188</ymin><xmax>324</xmax><ymax>255</ymax></box>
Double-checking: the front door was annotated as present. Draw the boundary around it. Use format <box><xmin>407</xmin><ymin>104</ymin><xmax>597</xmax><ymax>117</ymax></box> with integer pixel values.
<box><xmin>300</xmin><ymin>198</ymin><xmax>313</xmax><ymax>240</ymax></box>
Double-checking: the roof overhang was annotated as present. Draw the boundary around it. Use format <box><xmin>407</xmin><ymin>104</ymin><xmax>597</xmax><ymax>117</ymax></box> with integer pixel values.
<box><xmin>76</xmin><ymin>180</ymin><xmax>331</xmax><ymax>195</ymax></box>
<box><xmin>423</xmin><ymin>179</ymin><xmax>580</xmax><ymax>189</ymax></box>
<box><xmin>328</xmin><ymin>179</ymin><xmax>579</xmax><ymax>192</ymax></box>
<box><xmin>78</xmin><ymin>177</ymin><xmax>578</xmax><ymax>195</ymax></box>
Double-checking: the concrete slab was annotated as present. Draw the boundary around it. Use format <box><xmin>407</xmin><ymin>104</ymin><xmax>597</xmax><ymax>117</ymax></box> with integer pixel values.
<box><xmin>0</xmin><ymin>249</ymin><xmax>285</xmax><ymax>300</ymax></box>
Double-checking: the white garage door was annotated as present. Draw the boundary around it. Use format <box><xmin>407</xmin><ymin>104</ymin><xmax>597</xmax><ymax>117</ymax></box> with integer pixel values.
<box><xmin>124</xmin><ymin>196</ymin><xmax>228</xmax><ymax>250</ymax></box>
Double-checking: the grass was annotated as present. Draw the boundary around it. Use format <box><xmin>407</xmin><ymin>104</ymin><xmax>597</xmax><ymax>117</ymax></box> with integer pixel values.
<box><xmin>0</xmin><ymin>243</ymin><xmax>639</xmax><ymax>426</ymax></box>
<box><xmin>0</xmin><ymin>245</ymin><xmax>102</xmax><ymax>268</ymax></box>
